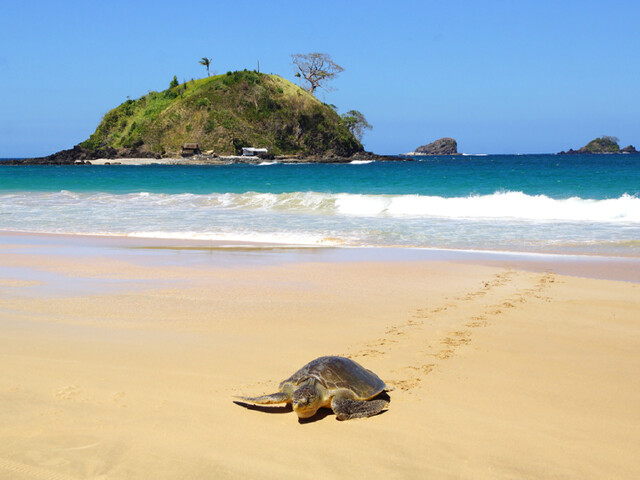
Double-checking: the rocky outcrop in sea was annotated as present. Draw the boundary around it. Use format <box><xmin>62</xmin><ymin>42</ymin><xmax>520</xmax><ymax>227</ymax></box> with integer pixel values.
<box><xmin>405</xmin><ymin>137</ymin><xmax>459</xmax><ymax>155</ymax></box>
<box><xmin>558</xmin><ymin>136</ymin><xmax>638</xmax><ymax>155</ymax></box>
<box><xmin>1</xmin><ymin>145</ymin><xmax>161</xmax><ymax>165</ymax></box>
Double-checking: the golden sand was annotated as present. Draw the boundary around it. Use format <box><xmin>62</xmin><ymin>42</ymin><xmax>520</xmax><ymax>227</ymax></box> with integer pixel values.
<box><xmin>0</xmin><ymin>238</ymin><xmax>638</xmax><ymax>479</ymax></box>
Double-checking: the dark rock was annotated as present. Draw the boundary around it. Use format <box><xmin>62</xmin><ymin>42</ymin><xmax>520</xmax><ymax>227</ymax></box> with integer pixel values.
<box><xmin>2</xmin><ymin>145</ymin><xmax>161</xmax><ymax>165</ymax></box>
<box><xmin>280</xmin><ymin>151</ymin><xmax>408</xmax><ymax>164</ymax></box>
<box><xmin>620</xmin><ymin>145</ymin><xmax>638</xmax><ymax>154</ymax></box>
<box><xmin>558</xmin><ymin>148</ymin><xmax>581</xmax><ymax>155</ymax></box>
<box><xmin>558</xmin><ymin>136</ymin><xmax>631</xmax><ymax>155</ymax></box>
<box><xmin>348</xmin><ymin>151</ymin><xmax>407</xmax><ymax>162</ymax></box>
<box><xmin>412</xmin><ymin>137</ymin><xmax>458</xmax><ymax>155</ymax></box>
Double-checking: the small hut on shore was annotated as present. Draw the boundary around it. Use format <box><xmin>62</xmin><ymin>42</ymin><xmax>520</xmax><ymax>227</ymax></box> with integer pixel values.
<box><xmin>181</xmin><ymin>143</ymin><xmax>201</xmax><ymax>157</ymax></box>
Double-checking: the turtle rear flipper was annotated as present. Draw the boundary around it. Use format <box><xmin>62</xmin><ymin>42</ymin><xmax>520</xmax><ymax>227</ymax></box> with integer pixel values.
<box><xmin>331</xmin><ymin>396</ymin><xmax>388</xmax><ymax>420</ymax></box>
<box><xmin>235</xmin><ymin>392</ymin><xmax>290</xmax><ymax>404</ymax></box>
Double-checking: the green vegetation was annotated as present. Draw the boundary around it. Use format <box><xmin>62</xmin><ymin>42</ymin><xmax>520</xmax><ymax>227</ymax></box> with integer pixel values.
<box><xmin>583</xmin><ymin>136</ymin><xmax>620</xmax><ymax>153</ymax></box>
<box><xmin>341</xmin><ymin>110</ymin><xmax>372</xmax><ymax>141</ymax></box>
<box><xmin>199</xmin><ymin>57</ymin><xmax>212</xmax><ymax>77</ymax></box>
<box><xmin>80</xmin><ymin>71</ymin><xmax>362</xmax><ymax>156</ymax></box>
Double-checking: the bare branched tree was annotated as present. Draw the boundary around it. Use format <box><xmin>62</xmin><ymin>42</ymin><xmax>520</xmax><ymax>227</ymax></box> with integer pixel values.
<box><xmin>291</xmin><ymin>53</ymin><xmax>344</xmax><ymax>95</ymax></box>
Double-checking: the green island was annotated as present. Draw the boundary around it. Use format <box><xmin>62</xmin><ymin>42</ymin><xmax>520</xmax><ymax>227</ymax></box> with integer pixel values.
<box><xmin>4</xmin><ymin>65</ymin><xmax>402</xmax><ymax>165</ymax></box>
<box><xmin>558</xmin><ymin>136</ymin><xmax>637</xmax><ymax>155</ymax></box>
<box><xmin>82</xmin><ymin>70</ymin><xmax>362</xmax><ymax>157</ymax></box>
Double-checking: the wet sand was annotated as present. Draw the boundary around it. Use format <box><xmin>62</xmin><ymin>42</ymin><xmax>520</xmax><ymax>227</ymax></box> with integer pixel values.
<box><xmin>0</xmin><ymin>232</ymin><xmax>638</xmax><ymax>479</ymax></box>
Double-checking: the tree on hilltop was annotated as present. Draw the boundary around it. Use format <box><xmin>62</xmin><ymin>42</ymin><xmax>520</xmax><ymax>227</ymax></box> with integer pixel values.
<box><xmin>291</xmin><ymin>53</ymin><xmax>344</xmax><ymax>95</ymax></box>
<box><xmin>584</xmin><ymin>135</ymin><xmax>621</xmax><ymax>153</ymax></box>
<box><xmin>199</xmin><ymin>57</ymin><xmax>212</xmax><ymax>77</ymax></box>
<box><xmin>600</xmin><ymin>135</ymin><xmax>619</xmax><ymax>145</ymax></box>
<box><xmin>341</xmin><ymin>110</ymin><xmax>372</xmax><ymax>141</ymax></box>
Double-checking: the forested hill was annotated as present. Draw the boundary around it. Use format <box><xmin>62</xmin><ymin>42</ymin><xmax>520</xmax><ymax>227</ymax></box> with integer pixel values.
<box><xmin>80</xmin><ymin>71</ymin><xmax>363</xmax><ymax>157</ymax></box>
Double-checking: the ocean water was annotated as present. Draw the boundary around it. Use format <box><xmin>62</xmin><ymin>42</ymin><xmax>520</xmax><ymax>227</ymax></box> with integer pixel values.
<box><xmin>0</xmin><ymin>154</ymin><xmax>638</xmax><ymax>256</ymax></box>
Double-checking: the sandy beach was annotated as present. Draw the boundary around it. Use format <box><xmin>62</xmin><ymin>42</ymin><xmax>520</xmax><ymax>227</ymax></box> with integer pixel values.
<box><xmin>0</xmin><ymin>233</ymin><xmax>638</xmax><ymax>479</ymax></box>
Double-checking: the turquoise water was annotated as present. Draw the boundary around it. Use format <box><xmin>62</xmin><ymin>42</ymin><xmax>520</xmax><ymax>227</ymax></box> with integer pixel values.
<box><xmin>0</xmin><ymin>155</ymin><xmax>639</xmax><ymax>255</ymax></box>
<box><xmin>1</xmin><ymin>155</ymin><xmax>638</xmax><ymax>197</ymax></box>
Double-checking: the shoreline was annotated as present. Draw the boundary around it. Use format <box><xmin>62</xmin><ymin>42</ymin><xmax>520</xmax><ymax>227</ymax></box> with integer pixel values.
<box><xmin>0</xmin><ymin>150</ymin><xmax>406</xmax><ymax>166</ymax></box>
<box><xmin>4</xmin><ymin>151</ymin><xmax>640</xmax><ymax>163</ymax></box>
<box><xmin>2</xmin><ymin>229</ymin><xmax>640</xmax><ymax>282</ymax></box>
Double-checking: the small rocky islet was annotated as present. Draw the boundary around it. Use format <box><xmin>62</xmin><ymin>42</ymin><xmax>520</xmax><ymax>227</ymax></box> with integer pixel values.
<box><xmin>558</xmin><ymin>136</ymin><xmax>638</xmax><ymax>155</ymax></box>
<box><xmin>404</xmin><ymin>137</ymin><xmax>459</xmax><ymax>156</ymax></box>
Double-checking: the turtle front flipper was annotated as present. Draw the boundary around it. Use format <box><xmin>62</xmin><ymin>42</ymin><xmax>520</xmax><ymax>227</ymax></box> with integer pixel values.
<box><xmin>235</xmin><ymin>392</ymin><xmax>290</xmax><ymax>405</ymax></box>
<box><xmin>331</xmin><ymin>395</ymin><xmax>388</xmax><ymax>420</ymax></box>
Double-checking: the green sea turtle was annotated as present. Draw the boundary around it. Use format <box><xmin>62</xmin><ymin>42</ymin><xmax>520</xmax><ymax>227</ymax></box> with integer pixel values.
<box><xmin>236</xmin><ymin>356</ymin><xmax>390</xmax><ymax>420</ymax></box>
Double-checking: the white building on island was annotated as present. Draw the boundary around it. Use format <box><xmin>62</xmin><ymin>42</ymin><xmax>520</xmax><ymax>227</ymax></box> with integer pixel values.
<box><xmin>241</xmin><ymin>147</ymin><xmax>268</xmax><ymax>156</ymax></box>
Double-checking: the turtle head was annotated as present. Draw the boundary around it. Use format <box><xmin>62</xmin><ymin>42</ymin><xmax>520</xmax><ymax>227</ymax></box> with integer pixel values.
<box><xmin>291</xmin><ymin>384</ymin><xmax>321</xmax><ymax>418</ymax></box>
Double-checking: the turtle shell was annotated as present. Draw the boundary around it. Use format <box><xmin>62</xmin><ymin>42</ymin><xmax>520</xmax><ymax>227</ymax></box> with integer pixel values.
<box><xmin>280</xmin><ymin>356</ymin><xmax>386</xmax><ymax>400</ymax></box>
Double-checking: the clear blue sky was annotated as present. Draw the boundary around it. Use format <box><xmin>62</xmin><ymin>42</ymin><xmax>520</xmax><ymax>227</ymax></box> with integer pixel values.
<box><xmin>1</xmin><ymin>0</ymin><xmax>639</xmax><ymax>156</ymax></box>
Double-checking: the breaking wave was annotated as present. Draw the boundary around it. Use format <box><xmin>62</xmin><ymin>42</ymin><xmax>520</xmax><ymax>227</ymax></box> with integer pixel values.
<box><xmin>1</xmin><ymin>190</ymin><xmax>639</xmax><ymax>223</ymax></box>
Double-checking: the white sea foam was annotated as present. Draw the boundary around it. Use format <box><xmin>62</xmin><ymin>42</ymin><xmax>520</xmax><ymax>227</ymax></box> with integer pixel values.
<box><xmin>2</xmin><ymin>188</ymin><xmax>638</xmax><ymax>254</ymax></box>
<box><xmin>127</xmin><ymin>230</ymin><xmax>343</xmax><ymax>246</ymax></box>
<box><xmin>1</xmin><ymin>191</ymin><xmax>639</xmax><ymax>223</ymax></box>
<box><xmin>210</xmin><ymin>190</ymin><xmax>639</xmax><ymax>222</ymax></box>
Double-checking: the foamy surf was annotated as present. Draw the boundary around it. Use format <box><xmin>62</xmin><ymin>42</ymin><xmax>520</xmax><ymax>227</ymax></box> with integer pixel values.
<box><xmin>0</xmin><ymin>190</ymin><xmax>638</xmax><ymax>254</ymax></box>
<box><xmin>2</xmin><ymin>155</ymin><xmax>637</xmax><ymax>256</ymax></box>
<box><xmin>1</xmin><ymin>191</ymin><xmax>639</xmax><ymax>222</ymax></box>
<box><xmin>126</xmin><ymin>230</ymin><xmax>347</xmax><ymax>246</ymax></box>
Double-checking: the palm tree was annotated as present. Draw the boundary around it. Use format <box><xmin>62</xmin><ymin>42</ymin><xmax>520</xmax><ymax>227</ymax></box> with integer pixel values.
<box><xmin>199</xmin><ymin>57</ymin><xmax>212</xmax><ymax>77</ymax></box>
